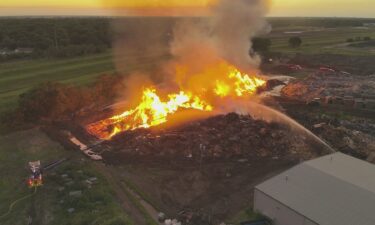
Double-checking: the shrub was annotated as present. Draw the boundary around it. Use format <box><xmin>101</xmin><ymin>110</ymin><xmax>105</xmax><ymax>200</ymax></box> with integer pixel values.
<box><xmin>346</xmin><ymin>38</ymin><xmax>354</xmax><ymax>43</ymax></box>
<box><xmin>364</xmin><ymin>36</ymin><xmax>372</xmax><ymax>41</ymax></box>
<box><xmin>289</xmin><ymin>36</ymin><xmax>302</xmax><ymax>48</ymax></box>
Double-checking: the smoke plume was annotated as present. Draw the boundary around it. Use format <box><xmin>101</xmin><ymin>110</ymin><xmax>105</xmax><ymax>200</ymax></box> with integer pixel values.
<box><xmin>110</xmin><ymin>0</ymin><xmax>271</xmax><ymax>113</ymax></box>
<box><xmin>170</xmin><ymin>0</ymin><xmax>270</xmax><ymax>70</ymax></box>
<box><xmin>212</xmin><ymin>0</ymin><xmax>270</xmax><ymax>70</ymax></box>
<box><xmin>110</xmin><ymin>0</ymin><xmax>270</xmax><ymax>80</ymax></box>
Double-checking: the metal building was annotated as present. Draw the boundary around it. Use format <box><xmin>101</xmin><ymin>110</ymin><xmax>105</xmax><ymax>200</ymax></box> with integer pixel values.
<box><xmin>254</xmin><ymin>152</ymin><xmax>375</xmax><ymax>225</ymax></box>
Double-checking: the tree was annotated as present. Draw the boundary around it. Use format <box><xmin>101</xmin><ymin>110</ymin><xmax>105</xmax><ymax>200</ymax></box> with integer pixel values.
<box><xmin>0</xmin><ymin>18</ymin><xmax>112</xmax><ymax>60</ymax></box>
<box><xmin>346</xmin><ymin>38</ymin><xmax>354</xmax><ymax>43</ymax></box>
<box><xmin>17</xmin><ymin>82</ymin><xmax>90</xmax><ymax>121</ymax></box>
<box><xmin>92</xmin><ymin>74</ymin><xmax>125</xmax><ymax>103</ymax></box>
<box><xmin>252</xmin><ymin>38</ymin><xmax>272</xmax><ymax>52</ymax></box>
<box><xmin>289</xmin><ymin>36</ymin><xmax>302</xmax><ymax>48</ymax></box>
<box><xmin>364</xmin><ymin>36</ymin><xmax>372</xmax><ymax>41</ymax></box>
<box><xmin>1</xmin><ymin>36</ymin><xmax>17</xmax><ymax>50</ymax></box>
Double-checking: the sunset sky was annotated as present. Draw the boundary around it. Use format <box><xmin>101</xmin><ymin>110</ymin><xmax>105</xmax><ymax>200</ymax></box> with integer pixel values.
<box><xmin>0</xmin><ymin>0</ymin><xmax>374</xmax><ymax>18</ymax></box>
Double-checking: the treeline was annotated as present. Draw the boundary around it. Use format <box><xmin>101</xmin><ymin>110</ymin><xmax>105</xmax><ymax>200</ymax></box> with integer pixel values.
<box><xmin>1</xmin><ymin>74</ymin><xmax>125</xmax><ymax>129</ymax></box>
<box><xmin>252</xmin><ymin>36</ymin><xmax>303</xmax><ymax>53</ymax></box>
<box><xmin>268</xmin><ymin>17</ymin><xmax>375</xmax><ymax>28</ymax></box>
<box><xmin>1</xmin><ymin>17</ymin><xmax>374</xmax><ymax>61</ymax></box>
<box><xmin>0</xmin><ymin>18</ymin><xmax>112</xmax><ymax>60</ymax></box>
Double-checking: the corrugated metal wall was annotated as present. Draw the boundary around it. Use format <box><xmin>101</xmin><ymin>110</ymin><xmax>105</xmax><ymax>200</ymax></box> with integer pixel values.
<box><xmin>254</xmin><ymin>189</ymin><xmax>318</xmax><ymax>225</ymax></box>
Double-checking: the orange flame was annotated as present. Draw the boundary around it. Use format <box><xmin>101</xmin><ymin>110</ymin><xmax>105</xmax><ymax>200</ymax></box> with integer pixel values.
<box><xmin>86</xmin><ymin>65</ymin><xmax>265</xmax><ymax>140</ymax></box>
<box><xmin>86</xmin><ymin>88</ymin><xmax>213</xmax><ymax>139</ymax></box>
<box><xmin>214</xmin><ymin>66</ymin><xmax>266</xmax><ymax>97</ymax></box>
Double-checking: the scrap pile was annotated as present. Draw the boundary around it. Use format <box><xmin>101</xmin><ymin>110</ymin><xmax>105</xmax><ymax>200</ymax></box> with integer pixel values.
<box><xmin>282</xmin><ymin>72</ymin><xmax>375</xmax><ymax>105</ymax></box>
<box><xmin>102</xmin><ymin>113</ymin><xmax>319</xmax><ymax>164</ymax></box>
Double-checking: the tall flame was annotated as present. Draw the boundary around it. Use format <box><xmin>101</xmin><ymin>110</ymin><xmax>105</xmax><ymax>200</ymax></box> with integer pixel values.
<box><xmin>86</xmin><ymin>65</ymin><xmax>266</xmax><ymax>140</ymax></box>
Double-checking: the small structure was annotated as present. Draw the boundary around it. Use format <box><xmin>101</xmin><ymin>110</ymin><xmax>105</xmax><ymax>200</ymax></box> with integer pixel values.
<box><xmin>254</xmin><ymin>153</ymin><xmax>375</xmax><ymax>225</ymax></box>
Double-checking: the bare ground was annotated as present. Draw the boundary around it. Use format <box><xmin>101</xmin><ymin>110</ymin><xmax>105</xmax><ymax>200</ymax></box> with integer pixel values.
<box><xmin>113</xmin><ymin>158</ymin><xmax>297</xmax><ymax>224</ymax></box>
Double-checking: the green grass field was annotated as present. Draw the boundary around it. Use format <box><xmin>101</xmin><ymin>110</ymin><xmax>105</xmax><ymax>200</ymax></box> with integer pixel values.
<box><xmin>227</xmin><ymin>207</ymin><xmax>264</xmax><ymax>225</ymax></box>
<box><xmin>0</xmin><ymin>52</ymin><xmax>116</xmax><ymax>113</ymax></box>
<box><xmin>0</xmin><ymin>129</ymin><xmax>133</xmax><ymax>225</ymax></box>
<box><xmin>0</xmin><ymin>50</ymin><xmax>170</xmax><ymax>113</ymax></box>
<box><xmin>267</xmin><ymin>27</ymin><xmax>375</xmax><ymax>55</ymax></box>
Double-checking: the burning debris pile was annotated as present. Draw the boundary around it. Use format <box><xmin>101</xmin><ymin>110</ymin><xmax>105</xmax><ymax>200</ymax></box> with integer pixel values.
<box><xmin>85</xmin><ymin>0</ymin><xmax>272</xmax><ymax>141</ymax></box>
<box><xmin>86</xmin><ymin>65</ymin><xmax>266</xmax><ymax>140</ymax></box>
<box><xmin>78</xmin><ymin>0</ymin><xmax>324</xmax><ymax>165</ymax></box>
<box><xmin>101</xmin><ymin>113</ymin><xmax>320</xmax><ymax>164</ymax></box>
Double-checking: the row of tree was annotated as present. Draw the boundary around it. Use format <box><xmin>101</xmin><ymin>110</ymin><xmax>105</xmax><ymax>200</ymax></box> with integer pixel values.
<box><xmin>268</xmin><ymin>18</ymin><xmax>375</xmax><ymax>28</ymax></box>
<box><xmin>1</xmin><ymin>74</ymin><xmax>125</xmax><ymax>129</ymax></box>
<box><xmin>347</xmin><ymin>36</ymin><xmax>372</xmax><ymax>43</ymax></box>
<box><xmin>252</xmin><ymin>36</ymin><xmax>303</xmax><ymax>52</ymax></box>
<box><xmin>0</xmin><ymin>18</ymin><xmax>111</xmax><ymax>59</ymax></box>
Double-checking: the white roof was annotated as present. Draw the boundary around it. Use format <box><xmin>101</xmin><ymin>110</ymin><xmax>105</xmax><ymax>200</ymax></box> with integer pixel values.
<box><xmin>256</xmin><ymin>152</ymin><xmax>375</xmax><ymax>225</ymax></box>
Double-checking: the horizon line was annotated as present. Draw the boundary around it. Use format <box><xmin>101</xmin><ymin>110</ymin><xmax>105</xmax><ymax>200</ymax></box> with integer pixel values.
<box><xmin>0</xmin><ymin>15</ymin><xmax>374</xmax><ymax>19</ymax></box>
<box><xmin>0</xmin><ymin>7</ymin><xmax>374</xmax><ymax>18</ymax></box>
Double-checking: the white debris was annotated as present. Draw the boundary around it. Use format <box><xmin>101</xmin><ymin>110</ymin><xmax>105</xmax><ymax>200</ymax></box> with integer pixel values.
<box><xmin>67</xmin><ymin>208</ymin><xmax>75</xmax><ymax>213</ymax></box>
<box><xmin>164</xmin><ymin>219</ymin><xmax>181</xmax><ymax>225</ymax></box>
<box><xmin>69</xmin><ymin>191</ymin><xmax>82</xmax><ymax>197</ymax></box>
<box><xmin>313</xmin><ymin>123</ymin><xmax>326</xmax><ymax>129</ymax></box>
<box><xmin>158</xmin><ymin>212</ymin><xmax>166</xmax><ymax>222</ymax></box>
<box><xmin>69</xmin><ymin>137</ymin><xmax>87</xmax><ymax>151</ymax></box>
<box><xmin>88</xmin><ymin>177</ymin><xmax>98</xmax><ymax>182</ymax></box>
<box><xmin>58</xmin><ymin>187</ymin><xmax>65</xmax><ymax>192</ymax></box>
<box><xmin>238</xmin><ymin>159</ymin><xmax>248</xmax><ymax>163</ymax></box>
<box><xmin>83</xmin><ymin>150</ymin><xmax>102</xmax><ymax>161</ymax></box>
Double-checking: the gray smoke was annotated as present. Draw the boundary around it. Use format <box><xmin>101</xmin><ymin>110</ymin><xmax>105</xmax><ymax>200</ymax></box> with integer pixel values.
<box><xmin>170</xmin><ymin>0</ymin><xmax>271</xmax><ymax>72</ymax></box>
<box><xmin>213</xmin><ymin>0</ymin><xmax>270</xmax><ymax>70</ymax></box>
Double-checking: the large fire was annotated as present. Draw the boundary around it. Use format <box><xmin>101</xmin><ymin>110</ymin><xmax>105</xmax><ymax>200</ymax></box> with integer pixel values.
<box><xmin>86</xmin><ymin>65</ymin><xmax>266</xmax><ymax>140</ymax></box>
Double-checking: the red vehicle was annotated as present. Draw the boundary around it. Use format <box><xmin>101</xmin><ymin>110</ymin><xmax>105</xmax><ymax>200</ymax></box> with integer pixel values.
<box><xmin>27</xmin><ymin>161</ymin><xmax>43</xmax><ymax>188</ymax></box>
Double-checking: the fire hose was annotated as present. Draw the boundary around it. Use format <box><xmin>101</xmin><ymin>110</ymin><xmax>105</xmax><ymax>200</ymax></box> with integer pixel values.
<box><xmin>0</xmin><ymin>186</ymin><xmax>38</xmax><ymax>220</ymax></box>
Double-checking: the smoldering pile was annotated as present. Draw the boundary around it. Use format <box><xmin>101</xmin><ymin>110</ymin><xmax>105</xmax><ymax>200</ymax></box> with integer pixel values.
<box><xmin>102</xmin><ymin>113</ymin><xmax>320</xmax><ymax>164</ymax></box>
